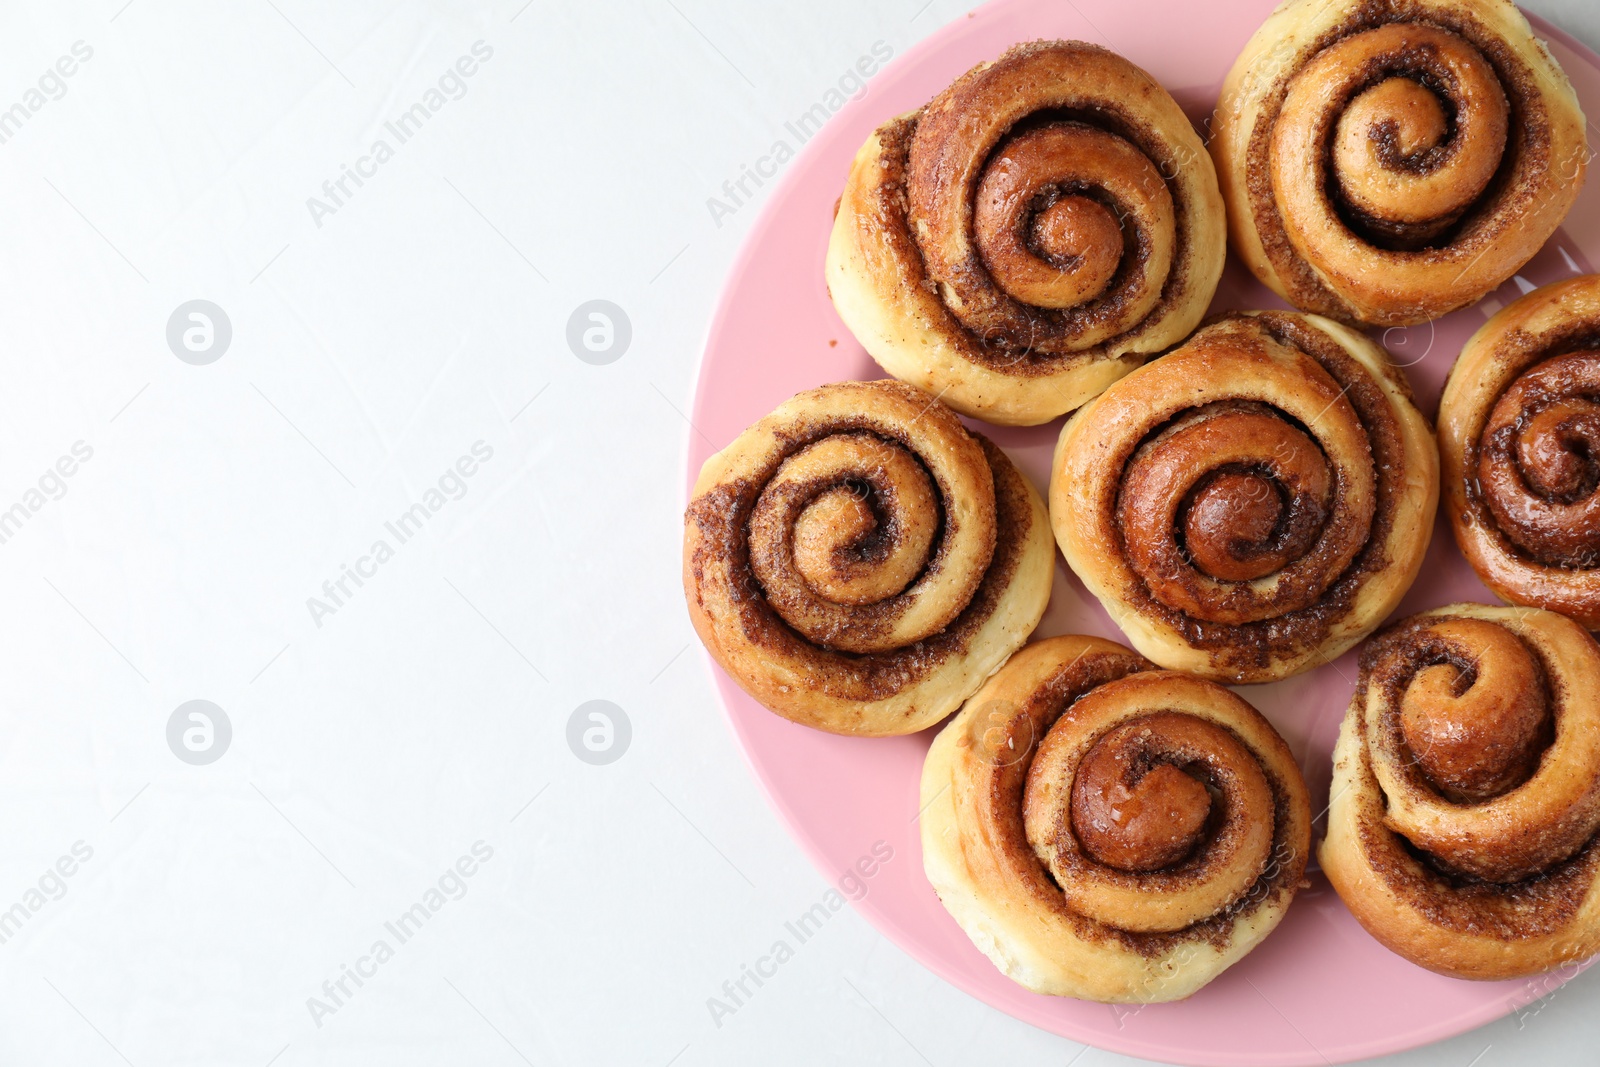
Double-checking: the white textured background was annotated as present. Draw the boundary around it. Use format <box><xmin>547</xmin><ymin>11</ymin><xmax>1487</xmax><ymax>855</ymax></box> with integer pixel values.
<box><xmin>1</xmin><ymin>1</ymin><xmax>1597</xmax><ymax>1065</ymax></box>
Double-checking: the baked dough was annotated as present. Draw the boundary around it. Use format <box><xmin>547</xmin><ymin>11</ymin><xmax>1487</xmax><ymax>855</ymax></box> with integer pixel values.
<box><xmin>1051</xmin><ymin>312</ymin><xmax>1437</xmax><ymax>683</ymax></box>
<box><xmin>1321</xmin><ymin>604</ymin><xmax>1600</xmax><ymax>979</ymax></box>
<box><xmin>1212</xmin><ymin>0</ymin><xmax>1587</xmax><ymax>326</ymax></box>
<box><xmin>683</xmin><ymin>379</ymin><xmax>1053</xmax><ymax>736</ymax></box>
<box><xmin>826</xmin><ymin>40</ymin><xmax>1225</xmax><ymax>426</ymax></box>
<box><xmin>921</xmin><ymin>635</ymin><xmax>1311</xmax><ymax>1002</ymax></box>
<box><xmin>1440</xmin><ymin>274</ymin><xmax>1600</xmax><ymax>628</ymax></box>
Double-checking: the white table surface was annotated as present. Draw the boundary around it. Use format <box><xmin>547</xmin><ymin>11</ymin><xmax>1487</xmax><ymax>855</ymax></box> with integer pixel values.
<box><xmin>2</xmin><ymin>1</ymin><xmax>1598</xmax><ymax>1064</ymax></box>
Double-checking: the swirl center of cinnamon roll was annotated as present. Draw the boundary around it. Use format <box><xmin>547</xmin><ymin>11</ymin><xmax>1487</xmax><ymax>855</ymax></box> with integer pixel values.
<box><xmin>1478</xmin><ymin>352</ymin><xmax>1600</xmax><ymax>566</ymax></box>
<box><xmin>1071</xmin><ymin>721</ymin><xmax>1213</xmax><ymax>872</ymax></box>
<box><xmin>1182</xmin><ymin>463</ymin><xmax>1327</xmax><ymax>584</ymax></box>
<box><xmin>1275</xmin><ymin>22</ymin><xmax>1509</xmax><ymax>250</ymax></box>
<box><xmin>1396</xmin><ymin>620</ymin><xmax>1549</xmax><ymax>803</ymax></box>
<box><xmin>1339</xmin><ymin>76</ymin><xmax>1448</xmax><ymax>166</ymax></box>
<box><xmin>1360</xmin><ymin>613</ymin><xmax>1600</xmax><ymax>884</ymax></box>
<box><xmin>790</xmin><ymin>486</ymin><xmax>912</xmax><ymax>605</ymax></box>
<box><xmin>907</xmin><ymin>45</ymin><xmax>1194</xmax><ymax>359</ymax></box>
<box><xmin>1022</xmin><ymin>688</ymin><xmax>1277</xmax><ymax>933</ymax></box>
<box><xmin>1029</xmin><ymin>194</ymin><xmax>1124</xmax><ymax>301</ymax></box>
<box><xmin>1117</xmin><ymin>398</ymin><xmax>1360</xmax><ymax>623</ymax></box>
<box><xmin>969</xmin><ymin>123</ymin><xmax>1166</xmax><ymax>321</ymax></box>
<box><xmin>746</xmin><ymin>430</ymin><xmax>994</xmax><ymax>655</ymax></box>
<box><xmin>1516</xmin><ymin>402</ymin><xmax>1600</xmax><ymax>501</ymax></box>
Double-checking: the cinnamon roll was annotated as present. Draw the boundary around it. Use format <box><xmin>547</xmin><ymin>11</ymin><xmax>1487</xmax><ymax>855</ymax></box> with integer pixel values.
<box><xmin>1322</xmin><ymin>604</ymin><xmax>1600</xmax><ymax>979</ymax></box>
<box><xmin>1441</xmin><ymin>275</ymin><xmax>1600</xmax><ymax>628</ymax></box>
<box><xmin>1051</xmin><ymin>312</ymin><xmax>1438</xmax><ymax>683</ymax></box>
<box><xmin>921</xmin><ymin>635</ymin><xmax>1311</xmax><ymax>1002</ymax></box>
<box><xmin>1212</xmin><ymin>0</ymin><xmax>1588</xmax><ymax>327</ymax></box>
<box><xmin>683</xmin><ymin>380</ymin><xmax>1053</xmax><ymax>736</ymax></box>
<box><xmin>826</xmin><ymin>40</ymin><xmax>1226</xmax><ymax>426</ymax></box>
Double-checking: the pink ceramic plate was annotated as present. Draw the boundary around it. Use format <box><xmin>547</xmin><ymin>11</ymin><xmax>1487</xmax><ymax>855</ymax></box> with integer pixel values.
<box><xmin>686</xmin><ymin>2</ymin><xmax>1600</xmax><ymax>1063</ymax></box>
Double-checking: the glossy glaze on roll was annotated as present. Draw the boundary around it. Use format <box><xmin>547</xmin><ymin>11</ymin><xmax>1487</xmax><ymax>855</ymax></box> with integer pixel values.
<box><xmin>921</xmin><ymin>636</ymin><xmax>1310</xmax><ymax>1002</ymax></box>
<box><xmin>1441</xmin><ymin>275</ymin><xmax>1600</xmax><ymax>628</ymax></box>
<box><xmin>1212</xmin><ymin>0</ymin><xmax>1587</xmax><ymax>326</ymax></box>
<box><xmin>827</xmin><ymin>40</ymin><xmax>1226</xmax><ymax>426</ymax></box>
<box><xmin>1051</xmin><ymin>312</ymin><xmax>1438</xmax><ymax>683</ymax></box>
<box><xmin>1321</xmin><ymin>605</ymin><xmax>1600</xmax><ymax>979</ymax></box>
<box><xmin>683</xmin><ymin>380</ymin><xmax>1053</xmax><ymax>736</ymax></box>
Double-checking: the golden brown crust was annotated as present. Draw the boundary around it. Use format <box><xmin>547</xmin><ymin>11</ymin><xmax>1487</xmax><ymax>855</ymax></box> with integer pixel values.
<box><xmin>921</xmin><ymin>636</ymin><xmax>1311</xmax><ymax>1001</ymax></box>
<box><xmin>825</xmin><ymin>40</ymin><xmax>1225</xmax><ymax>426</ymax></box>
<box><xmin>683</xmin><ymin>380</ymin><xmax>1053</xmax><ymax>736</ymax></box>
<box><xmin>1050</xmin><ymin>312</ymin><xmax>1438</xmax><ymax>683</ymax></box>
<box><xmin>1212</xmin><ymin>0</ymin><xmax>1588</xmax><ymax>326</ymax></box>
<box><xmin>1440</xmin><ymin>275</ymin><xmax>1600</xmax><ymax>628</ymax></box>
<box><xmin>1320</xmin><ymin>604</ymin><xmax>1600</xmax><ymax>980</ymax></box>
